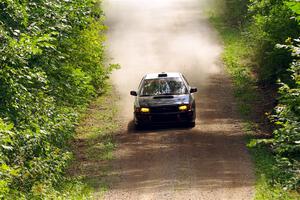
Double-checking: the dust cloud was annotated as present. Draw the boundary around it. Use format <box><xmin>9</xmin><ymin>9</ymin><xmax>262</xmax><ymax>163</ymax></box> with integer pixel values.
<box><xmin>103</xmin><ymin>0</ymin><xmax>222</xmax><ymax>117</ymax></box>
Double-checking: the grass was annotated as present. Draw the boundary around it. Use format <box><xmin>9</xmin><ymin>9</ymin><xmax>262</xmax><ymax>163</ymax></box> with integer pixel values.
<box><xmin>28</xmin><ymin>179</ymin><xmax>93</xmax><ymax>200</ymax></box>
<box><xmin>210</xmin><ymin>14</ymin><xmax>300</xmax><ymax>200</ymax></box>
<box><xmin>67</xmin><ymin>85</ymin><xmax>120</xmax><ymax>199</ymax></box>
<box><xmin>247</xmin><ymin>136</ymin><xmax>300</xmax><ymax>200</ymax></box>
<box><xmin>210</xmin><ymin>16</ymin><xmax>257</xmax><ymax>118</ymax></box>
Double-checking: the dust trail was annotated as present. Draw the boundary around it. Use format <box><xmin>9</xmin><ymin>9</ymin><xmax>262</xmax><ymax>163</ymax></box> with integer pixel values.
<box><xmin>102</xmin><ymin>2</ymin><xmax>255</xmax><ymax>199</ymax></box>
<box><xmin>103</xmin><ymin>0</ymin><xmax>222</xmax><ymax>118</ymax></box>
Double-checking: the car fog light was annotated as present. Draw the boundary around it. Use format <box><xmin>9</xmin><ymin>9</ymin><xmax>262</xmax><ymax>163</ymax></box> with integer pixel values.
<box><xmin>140</xmin><ymin>108</ymin><xmax>150</xmax><ymax>113</ymax></box>
<box><xmin>179</xmin><ymin>105</ymin><xmax>188</xmax><ymax>111</ymax></box>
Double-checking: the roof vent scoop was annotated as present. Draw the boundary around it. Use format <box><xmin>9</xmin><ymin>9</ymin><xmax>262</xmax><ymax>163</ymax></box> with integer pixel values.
<box><xmin>158</xmin><ymin>72</ymin><xmax>168</xmax><ymax>77</ymax></box>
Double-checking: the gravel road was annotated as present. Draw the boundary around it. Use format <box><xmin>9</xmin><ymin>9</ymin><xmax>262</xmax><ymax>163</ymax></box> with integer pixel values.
<box><xmin>102</xmin><ymin>0</ymin><xmax>255</xmax><ymax>199</ymax></box>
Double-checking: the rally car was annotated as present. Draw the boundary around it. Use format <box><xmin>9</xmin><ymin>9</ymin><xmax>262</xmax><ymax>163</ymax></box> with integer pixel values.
<box><xmin>130</xmin><ymin>72</ymin><xmax>197</xmax><ymax>128</ymax></box>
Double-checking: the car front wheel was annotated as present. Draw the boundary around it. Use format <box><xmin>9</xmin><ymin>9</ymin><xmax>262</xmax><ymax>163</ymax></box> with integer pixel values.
<box><xmin>187</xmin><ymin>121</ymin><xmax>195</xmax><ymax>128</ymax></box>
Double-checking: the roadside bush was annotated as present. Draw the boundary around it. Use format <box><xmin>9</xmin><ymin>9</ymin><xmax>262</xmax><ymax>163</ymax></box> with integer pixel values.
<box><xmin>247</xmin><ymin>0</ymin><xmax>299</xmax><ymax>84</ymax></box>
<box><xmin>271</xmin><ymin>39</ymin><xmax>300</xmax><ymax>189</ymax></box>
<box><xmin>214</xmin><ymin>0</ymin><xmax>300</xmax><ymax>194</ymax></box>
<box><xmin>0</xmin><ymin>0</ymin><xmax>115</xmax><ymax>198</ymax></box>
<box><xmin>222</xmin><ymin>0</ymin><xmax>250</xmax><ymax>27</ymax></box>
<box><xmin>220</xmin><ymin>0</ymin><xmax>299</xmax><ymax>85</ymax></box>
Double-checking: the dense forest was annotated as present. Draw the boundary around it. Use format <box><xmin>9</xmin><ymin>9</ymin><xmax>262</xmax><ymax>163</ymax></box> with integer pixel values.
<box><xmin>216</xmin><ymin>0</ymin><xmax>300</xmax><ymax>192</ymax></box>
<box><xmin>0</xmin><ymin>0</ymin><xmax>115</xmax><ymax>198</ymax></box>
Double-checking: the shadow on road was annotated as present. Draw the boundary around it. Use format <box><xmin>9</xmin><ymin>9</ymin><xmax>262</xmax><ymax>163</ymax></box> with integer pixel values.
<box><xmin>126</xmin><ymin>120</ymin><xmax>195</xmax><ymax>134</ymax></box>
<box><xmin>106</xmin><ymin>128</ymin><xmax>253</xmax><ymax>193</ymax></box>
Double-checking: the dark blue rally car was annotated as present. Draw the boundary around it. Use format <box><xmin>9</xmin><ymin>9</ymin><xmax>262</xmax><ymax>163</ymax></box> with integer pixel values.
<box><xmin>130</xmin><ymin>72</ymin><xmax>197</xmax><ymax>128</ymax></box>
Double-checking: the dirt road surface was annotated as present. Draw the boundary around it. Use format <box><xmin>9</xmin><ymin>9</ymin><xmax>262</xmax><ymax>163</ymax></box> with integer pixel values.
<box><xmin>102</xmin><ymin>0</ymin><xmax>255</xmax><ymax>199</ymax></box>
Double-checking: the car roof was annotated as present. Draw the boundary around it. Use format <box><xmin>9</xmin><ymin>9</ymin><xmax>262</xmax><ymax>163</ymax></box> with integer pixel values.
<box><xmin>144</xmin><ymin>72</ymin><xmax>182</xmax><ymax>79</ymax></box>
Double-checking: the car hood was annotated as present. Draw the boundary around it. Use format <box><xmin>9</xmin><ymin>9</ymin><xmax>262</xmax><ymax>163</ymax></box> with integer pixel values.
<box><xmin>137</xmin><ymin>94</ymin><xmax>190</xmax><ymax>107</ymax></box>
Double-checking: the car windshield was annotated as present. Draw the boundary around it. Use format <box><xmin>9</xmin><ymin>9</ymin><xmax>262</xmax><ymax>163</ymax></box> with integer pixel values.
<box><xmin>139</xmin><ymin>77</ymin><xmax>188</xmax><ymax>96</ymax></box>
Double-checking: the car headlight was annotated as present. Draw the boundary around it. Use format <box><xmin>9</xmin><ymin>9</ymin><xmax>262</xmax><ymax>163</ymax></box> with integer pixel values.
<box><xmin>179</xmin><ymin>105</ymin><xmax>188</xmax><ymax>111</ymax></box>
<box><xmin>140</xmin><ymin>107</ymin><xmax>150</xmax><ymax>113</ymax></box>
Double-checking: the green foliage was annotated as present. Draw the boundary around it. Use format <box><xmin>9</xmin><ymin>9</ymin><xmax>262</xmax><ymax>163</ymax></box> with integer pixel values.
<box><xmin>247</xmin><ymin>0</ymin><xmax>299</xmax><ymax>84</ymax></box>
<box><xmin>212</xmin><ymin>0</ymin><xmax>300</xmax><ymax>195</ymax></box>
<box><xmin>271</xmin><ymin>39</ymin><xmax>300</xmax><ymax>189</ymax></box>
<box><xmin>266</xmin><ymin>1</ymin><xmax>300</xmax><ymax>190</ymax></box>
<box><xmin>220</xmin><ymin>0</ymin><xmax>300</xmax><ymax>84</ymax></box>
<box><xmin>222</xmin><ymin>0</ymin><xmax>251</xmax><ymax>27</ymax></box>
<box><xmin>247</xmin><ymin>139</ymin><xmax>300</xmax><ymax>199</ymax></box>
<box><xmin>0</xmin><ymin>0</ymin><xmax>115</xmax><ymax>198</ymax></box>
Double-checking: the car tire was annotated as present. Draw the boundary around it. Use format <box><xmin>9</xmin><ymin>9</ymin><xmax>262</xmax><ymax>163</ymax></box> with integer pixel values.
<box><xmin>187</xmin><ymin>121</ymin><xmax>195</xmax><ymax>128</ymax></box>
<box><xmin>134</xmin><ymin>123</ymin><xmax>143</xmax><ymax>130</ymax></box>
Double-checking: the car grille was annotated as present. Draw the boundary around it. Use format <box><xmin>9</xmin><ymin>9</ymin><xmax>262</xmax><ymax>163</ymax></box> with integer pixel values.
<box><xmin>151</xmin><ymin>114</ymin><xmax>178</xmax><ymax>122</ymax></box>
<box><xmin>150</xmin><ymin>105</ymin><xmax>179</xmax><ymax>113</ymax></box>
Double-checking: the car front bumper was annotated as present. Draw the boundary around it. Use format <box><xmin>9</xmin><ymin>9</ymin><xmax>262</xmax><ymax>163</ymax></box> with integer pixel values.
<box><xmin>134</xmin><ymin>110</ymin><xmax>195</xmax><ymax>125</ymax></box>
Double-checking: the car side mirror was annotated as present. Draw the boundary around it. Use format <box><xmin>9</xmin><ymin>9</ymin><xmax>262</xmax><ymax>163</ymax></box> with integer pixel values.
<box><xmin>130</xmin><ymin>91</ymin><xmax>137</xmax><ymax>96</ymax></box>
<box><xmin>190</xmin><ymin>87</ymin><xmax>197</xmax><ymax>93</ymax></box>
